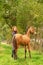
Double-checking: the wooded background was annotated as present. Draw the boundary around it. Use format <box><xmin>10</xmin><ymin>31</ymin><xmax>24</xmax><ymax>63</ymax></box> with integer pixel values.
<box><xmin>0</xmin><ymin>0</ymin><xmax>43</xmax><ymax>51</ymax></box>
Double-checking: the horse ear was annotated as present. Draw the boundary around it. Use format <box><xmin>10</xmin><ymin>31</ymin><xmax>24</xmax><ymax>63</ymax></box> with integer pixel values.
<box><xmin>25</xmin><ymin>26</ymin><xmax>30</xmax><ymax>33</ymax></box>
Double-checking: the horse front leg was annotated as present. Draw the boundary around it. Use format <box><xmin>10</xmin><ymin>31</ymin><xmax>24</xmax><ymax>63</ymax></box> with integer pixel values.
<box><xmin>12</xmin><ymin>45</ymin><xmax>17</xmax><ymax>59</ymax></box>
<box><xmin>12</xmin><ymin>50</ymin><xmax>14</xmax><ymax>57</ymax></box>
<box><xmin>25</xmin><ymin>45</ymin><xmax>27</xmax><ymax>59</ymax></box>
<box><xmin>28</xmin><ymin>44</ymin><xmax>31</xmax><ymax>58</ymax></box>
<box><xmin>15</xmin><ymin>48</ymin><xmax>18</xmax><ymax>59</ymax></box>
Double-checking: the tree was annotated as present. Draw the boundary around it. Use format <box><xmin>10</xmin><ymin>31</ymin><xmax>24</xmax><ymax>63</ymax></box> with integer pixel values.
<box><xmin>0</xmin><ymin>0</ymin><xmax>43</xmax><ymax>41</ymax></box>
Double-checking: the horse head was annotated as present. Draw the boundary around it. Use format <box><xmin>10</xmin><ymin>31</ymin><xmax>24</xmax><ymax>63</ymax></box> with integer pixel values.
<box><xmin>27</xmin><ymin>26</ymin><xmax>36</xmax><ymax>35</ymax></box>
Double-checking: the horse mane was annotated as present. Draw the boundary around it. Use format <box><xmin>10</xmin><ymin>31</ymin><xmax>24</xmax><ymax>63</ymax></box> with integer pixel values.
<box><xmin>25</xmin><ymin>26</ymin><xmax>30</xmax><ymax>33</ymax></box>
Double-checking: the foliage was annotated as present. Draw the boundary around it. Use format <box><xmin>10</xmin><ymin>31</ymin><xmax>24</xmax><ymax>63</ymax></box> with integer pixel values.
<box><xmin>0</xmin><ymin>0</ymin><xmax>43</xmax><ymax>40</ymax></box>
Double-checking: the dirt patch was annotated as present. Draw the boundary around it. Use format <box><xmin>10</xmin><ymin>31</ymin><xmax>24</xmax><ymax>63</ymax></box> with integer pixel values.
<box><xmin>0</xmin><ymin>47</ymin><xmax>5</xmax><ymax>51</ymax></box>
<box><xmin>1</xmin><ymin>42</ymin><xmax>11</xmax><ymax>46</ymax></box>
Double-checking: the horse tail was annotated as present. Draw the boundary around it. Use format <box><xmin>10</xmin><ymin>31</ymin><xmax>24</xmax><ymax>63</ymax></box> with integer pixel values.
<box><xmin>12</xmin><ymin>35</ymin><xmax>17</xmax><ymax>50</ymax></box>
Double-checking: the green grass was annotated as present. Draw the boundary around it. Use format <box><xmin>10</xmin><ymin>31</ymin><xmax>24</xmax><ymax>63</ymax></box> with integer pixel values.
<box><xmin>0</xmin><ymin>43</ymin><xmax>43</xmax><ymax>65</ymax></box>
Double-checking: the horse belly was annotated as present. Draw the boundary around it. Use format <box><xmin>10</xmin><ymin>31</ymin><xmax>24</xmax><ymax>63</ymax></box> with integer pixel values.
<box><xmin>23</xmin><ymin>37</ymin><xmax>30</xmax><ymax>45</ymax></box>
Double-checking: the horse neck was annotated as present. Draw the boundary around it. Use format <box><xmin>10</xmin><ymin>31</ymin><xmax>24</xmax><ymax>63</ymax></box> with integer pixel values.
<box><xmin>26</xmin><ymin>29</ymin><xmax>31</xmax><ymax>37</ymax></box>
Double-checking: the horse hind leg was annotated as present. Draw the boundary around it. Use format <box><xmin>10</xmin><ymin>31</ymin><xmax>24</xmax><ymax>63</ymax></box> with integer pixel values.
<box><xmin>12</xmin><ymin>48</ymin><xmax>17</xmax><ymax>59</ymax></box>
<box><xmin>12</xmin><ymin>49</ymin><xmax>16</xmax><ymax>58</ymax></box>
<box><xmin>28</xmin><ymin>44</ymin><xmax>31</xmax><ymax>58</ymax></box>
<box><xmin>14</xmin><ymin>41</ymin><xmax>17</xmax><ymax>59</ymax></box>
<box><xmin>12</xmin><ymin>36</ymin><xmax>17</xmax><ymax>59</ymax></box>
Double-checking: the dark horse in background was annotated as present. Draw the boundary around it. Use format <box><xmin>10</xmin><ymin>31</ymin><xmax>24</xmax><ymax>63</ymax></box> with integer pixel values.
<box><xmin>12</xmin><ymin>26</ymin><xmax>36</xmax><ymax>59</ymax></box>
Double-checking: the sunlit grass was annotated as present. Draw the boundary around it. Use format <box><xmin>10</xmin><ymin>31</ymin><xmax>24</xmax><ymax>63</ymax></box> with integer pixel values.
<box><xmin>0</xmin><ymin>44</ymin><xmax>43</xmax><ymax>65</ymax></box>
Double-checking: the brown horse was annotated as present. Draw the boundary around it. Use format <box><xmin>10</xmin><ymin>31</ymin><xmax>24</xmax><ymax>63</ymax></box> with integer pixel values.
<box><xmin>12</xmin><ymin>26</ymin><xmax>36</xmax><ymax>59</ymax></box>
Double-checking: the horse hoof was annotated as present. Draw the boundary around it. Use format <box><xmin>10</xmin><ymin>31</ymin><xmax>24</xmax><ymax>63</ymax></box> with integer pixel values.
<box><xmin>14</xmin><ymin>57</ymin><xmax>17</xmax><ymax>60</ymax></box>
<box><xmin>14</xmin><ymin>56</ymin><xmax>18</xmax><ymax>60</ymax></box>
<box><xmin>11</xmin><ymin>55</ymin><xmax>13</xmax><ymax>58</ymax></box>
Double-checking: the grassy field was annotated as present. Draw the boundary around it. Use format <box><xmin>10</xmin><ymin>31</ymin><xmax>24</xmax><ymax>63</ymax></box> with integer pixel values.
<box><xmin>0</xmin><ymin>43</ymin><xmax>43</xmax><ymax>65</ymax></box>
